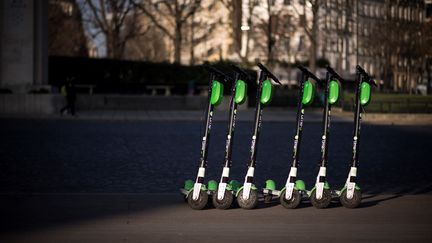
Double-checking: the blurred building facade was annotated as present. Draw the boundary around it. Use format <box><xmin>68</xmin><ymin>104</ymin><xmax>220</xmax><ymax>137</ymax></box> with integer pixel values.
<box><xmin>236</xmin><ymin>0</ymin><xmax>312</xmax><ymax>64</ymax></box>
<box><xmin>123</xmin><ymin>1</ymin><xmax>233</xmax><ymax>64</ymax></box>
<box><xmin>1</xmin><ymin>0</ymin><xmax>429</xmax><ymax>93</ymax></box>
<box><xmin>124</xmin><ymin>0</ymin><xmax>430</xmax><ymax>92</ymax></box>
<box><xmin>233</xmin><ymin>0</ymin><xmax>431</xmax><ymax>92</ymax></box>
<box><xmin>48</xmin><ymin>0</ymin><xmax>89</xmax><ymax>57</ymax></box>
<box><xmin>321</xmin><ymin>0</ymin><xmax>431</xmax><ymax>93</ymax></box>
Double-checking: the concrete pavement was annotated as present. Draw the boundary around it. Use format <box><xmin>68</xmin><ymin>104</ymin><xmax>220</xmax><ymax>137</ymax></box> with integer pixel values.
<box><xmin>1</xmin><ymin>119</ymin><xmax>431</xmax><ymax>194</ymax></box>
<box><xmin>1</xmin><ymin>193</ymin><xmax>431</xmax><ymax>242</ymax></box>
<box><xmin>0</xmin><ymin>117</ymin><xmax>431</xmax><ymax>242</ymax></box>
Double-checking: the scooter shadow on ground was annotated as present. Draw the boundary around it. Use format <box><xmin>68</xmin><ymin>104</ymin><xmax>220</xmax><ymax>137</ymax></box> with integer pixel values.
<box><xmin>294</xmin><ymin>201</ymin><xmax>314</xmax><ymax>209</ymax></box>
<box><xmin>413</xmin><ymin>183</ymin><xmax>432</xmax><ymax>195</ymax></box>
<box><xmin>256</xmin><ymin>200</ymin><xmax>284</xmax><ymax>209</ymax></box>
<box><xmin>356</xmin><ymin>194</ymin><xmax>403</xmax><ymax>208</ymax></box>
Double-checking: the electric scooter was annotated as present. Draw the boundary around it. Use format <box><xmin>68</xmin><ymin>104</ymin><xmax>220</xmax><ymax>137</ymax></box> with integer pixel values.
<box><xmin>181</xmin><ymin>65</ymin><xmax>231</xmax><ymax>210</ymax></box>
<box><xmin>279</xmin><ymin>65</ymin><xmax>323</xmax><ymax>209</ymax></box>
<box><xmin>236</xmin><ymin>63</ymin><xmax>281</xmax><ymax>209</ymax></box>
<box><xmin>338</xmin><ymin>65</ymin><xmax>376</xmax><ymax>208</ymax></box>
<box><xmin>309</xmin><ymin>66</ymin><xmax>343</xmax><ymax>209</ymax></box>
<box><xmin>212</xmin><ymin>65</ymin><xmax>251</xmax><ymax>209</ymax></box>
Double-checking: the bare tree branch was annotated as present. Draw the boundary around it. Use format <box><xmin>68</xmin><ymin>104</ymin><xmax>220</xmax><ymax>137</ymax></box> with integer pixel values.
<box><xmin>86</xmin><ymin>0</ymin><xmax>107</xmax><ymax>32</ymax></box>
<box><xmin>132</xmin><ymin>1</ymin><xmax>174</xmax><ymax>39</ymax></box>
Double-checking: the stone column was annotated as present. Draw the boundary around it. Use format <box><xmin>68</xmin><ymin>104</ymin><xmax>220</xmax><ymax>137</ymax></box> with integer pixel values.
<box><xmin>0</xmin><ymin>0</ymin><xmax>48</xmax><ymax>93</ymax></box>
<box><xmin>34</xmin><ymin>1</ymin><xmax>48</xmax><ymax>87</ymax></box>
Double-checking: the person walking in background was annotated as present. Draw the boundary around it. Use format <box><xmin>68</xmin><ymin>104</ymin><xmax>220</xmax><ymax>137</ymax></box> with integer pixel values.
<box><xmin>60</xmin><ymin>78</ymin><xmax>77</xmax><ymax>116</ymax></box>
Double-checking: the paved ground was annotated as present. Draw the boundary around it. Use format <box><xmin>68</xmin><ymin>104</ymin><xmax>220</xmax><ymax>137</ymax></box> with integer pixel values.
<box><xmin>1</xmin><ymin>193</ymin><xmax>431</xmax><ymax>242</ymax></box>
<box><xmin>0</xmin><ymin>119</ymin><xmax>431</xmax><ymax>194</ymax></box>
<box><xmin>0</xmin><ymin>118</ymin><xmax>431</xmax><ymax>242</ymax></box>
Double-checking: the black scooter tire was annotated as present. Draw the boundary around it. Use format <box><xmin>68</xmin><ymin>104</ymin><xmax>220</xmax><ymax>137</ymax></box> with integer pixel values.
<box><xmin>280</xmin><ymin>189</ymin><xmax>301</xmax><ymax>209</ymax></box>
<box><xmin>310</xmin><ymin>188</ymin><xmax>332</xmax><ymax>209</ymax></box>
<box><xmin>237</xmin><ymin>189</ymin><xmax>258</xmax><ymax>209</ymax></box>
<box><xmin>187</xmin><ymin>190</ymin><xmax>208</xmax><ymax>210</ymax></box>
<box><xmin>213</xmin><ymin>189</ymin><xmax>234</xmax><ymax>210</ymax></box>
<box><xmin>340</xmin><ymin>189</ymin><xmax>362</xmax><ymax>208</ymax></box>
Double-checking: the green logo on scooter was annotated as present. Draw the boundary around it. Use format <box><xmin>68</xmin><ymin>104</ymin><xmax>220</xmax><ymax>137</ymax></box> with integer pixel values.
<box><xmin>210</xmin><ymin>80</ymin><xmax>224</xmax><ymax>106</ymax></box>
<box><xmin>302</xmin><ymin>80</ymin><xmax>315</xmax><ymax>106</ymax></box>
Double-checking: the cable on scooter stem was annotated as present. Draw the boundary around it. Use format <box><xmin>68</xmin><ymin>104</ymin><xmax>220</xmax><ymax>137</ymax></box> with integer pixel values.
<box><xmin>257</xmin><ymin>63</ymin><xmax>282</xmax><ymax>85</ymax></box>
<box><xmin>356</xmin><ymin>65</ymin><xmax>377</xmax><ymax>87</ymax></box>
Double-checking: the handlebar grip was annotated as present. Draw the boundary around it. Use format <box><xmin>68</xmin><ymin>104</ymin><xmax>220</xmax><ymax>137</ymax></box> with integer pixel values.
<box><xmin>203</xmin><ymin>65</ymin><xmax>232</xmax><ymax>82</ymax></box>
<box><xmin>231</xmin><ymin>64</ymin><xmax>252</xmax><ymax>81</ymax></box>
<box><xmin>297</xmin><ymin>65</ymin><xmax>323</xmax><ymax>85</ymax></box>
<box><xmin>356</xmin><ymin>65</ymin><xmax>367</xmax><ymax>75</ymax></box>
<box><xmin>367</xmin><ymin>78</ymin><xmax>377</xmax><ymax>87</ymax></box>
<box><xmin>356</xmin><ymin>65</ymin><xmax>377</xmax><ymax>87</ymax></box>
<box><xmin>257</xmin><ymin>63</ymin><xmax>281</xmax><ymax>84</ymax></box>
<box><xmin>326</xmin><ymin>66</ymin><xmax>345</xmax><ymax>82</ymax></box>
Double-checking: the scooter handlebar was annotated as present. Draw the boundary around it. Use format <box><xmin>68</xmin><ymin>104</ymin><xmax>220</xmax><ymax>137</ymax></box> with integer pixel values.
<box><xmin>356</xmin><ymin>65</ymin><xmax>377</xmax><ymax>87</ymax></box>
<box><xmin>231</xmin><ymin>64</ymin><xmax>253</xmax><ymax>82</ymax></box>
<box><xmin>203</xmin><ymin>65</ymin><xmax>232</xmax><ymax>82</ymax></box>
<box><xmin>356</xmin><ymin>65</ymin><xmax>368</xmax><ymax>75</ymax></box>
<box><xmin>257</xmin><ymin>63</ymin><xmax>281</xmax><ymax>85</ymax></box>
<box><xmin>326</xmin><ymin>66</ymin><xmax>345</xmax><ymax>83</ymax></box>
<box><xmin>297</xmin><ymin>65</ymin><xmax>323</xmax><ymax>85</ymax></box>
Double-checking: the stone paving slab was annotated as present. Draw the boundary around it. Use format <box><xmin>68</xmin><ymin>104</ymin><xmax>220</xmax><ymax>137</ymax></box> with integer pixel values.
<box><xmin>1</xmin><ymin>193</ymin><xmax>431</xmax><ymax>242</ymax></box>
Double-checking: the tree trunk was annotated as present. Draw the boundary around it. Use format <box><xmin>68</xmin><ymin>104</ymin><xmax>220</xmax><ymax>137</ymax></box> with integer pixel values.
<box><xmin>309</xmin><ymin>39</ymin><xmax>317</xmax><ymax>72</ymax></box>
<box><xmin>267</xmin><ymin>17</ymin><xmax>273</xmax><ymax>64</ymax></box>
<box><xmin>232</xmin><ymin>0</ymin><xmax>242</xmax><ymax>54</ymax></box>
<box><xmin>309</xmin><ymin>2</ymin><xmax>319</xmax><ymax>72</ymax></box>
<box><xmin>174</xmin><ymin>21</ymin><xmax>182</xmax><ymax>64</ymax></box>
<box><xmin>189</xmin><ymin>13</ymin><xmax>195</xmax><ymax>65</ymax></box>
<box><xmin>113</xmin><ymin>28</ymin><xmax>122</xmax><ymax>59</ymax></box>
<box><xmin>266</xmin><ymin>2</ymin><xmax>274</xmax><ymax>65</ymax></box>
<box><xmin>427</xmin><ymin>58</ymin><xmax>432</xmax><ymax>95</ymax></box>
<box><xmin>106</xmin><ymin>32</ymin><xmax>114</xmax><ymax>58</ymax></box>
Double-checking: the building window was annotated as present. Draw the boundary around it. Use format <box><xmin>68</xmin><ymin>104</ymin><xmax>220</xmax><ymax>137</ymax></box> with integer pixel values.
<box><xmin>427</xmin><ymin>4</ymin><xmax>432</xmax><ymax>18</ymax></box>
<box><xmin>326</xmin><ymin>15</ymin><xmax>330</xmax><ymax>29</ymax></box>
<box><xmin>299</xmin><ymin>14</ymin><xmax>306</xmax><ymax>26</ymax></box>
<box><xmin>298</xmin><ymin>35</ymin><xmax>305</xmax><ymax>51</ymax></box>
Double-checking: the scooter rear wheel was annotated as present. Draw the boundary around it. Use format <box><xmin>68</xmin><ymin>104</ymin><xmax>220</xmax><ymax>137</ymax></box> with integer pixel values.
<box><xmin>213</xmin><ymin>189</ymin><xmax>233</xmax><ymax>210</ymax></box>
<box><xmin>310</xmin><ymin>189</ymin><xmax>332</xmax><ymax>209</ymax></box>
<box><xmin>237</xmin><ymin>189</ymin><xmax>258</xmax><ymax>209</ymax></box>
<box><xmin>340</xmin><ymin>189</ymin><xmax>362</xmax><ymax>208</ymax></box>
<box><xmin>187</xmin><ymin>190</ymin><xmax>208</xmax><ymax>210</ymax></box>
<box><xmin>280</xmin><ymin>189</ymin><xmax>301</xmax><ymax>209</ymax></box>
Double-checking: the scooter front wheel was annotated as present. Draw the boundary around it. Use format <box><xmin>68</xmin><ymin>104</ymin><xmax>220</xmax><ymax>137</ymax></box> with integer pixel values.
<box><xmin>213</xmin><ymin>189</ymin><xmax>233</xmax><ymax>210</ymax></box>
<box><xmin>187</xmin><ymin>190</ymin><xmax>208</xmax><ymax>210</ymax></box>
<box><xmin>310</xmin><ymin>189</ymin><xmax>332</xmax><ymax>209</ymax></box>
<box><xmin>340</xmin><ymin>189</ymin><xmax>362</xmax><ymax>208</ymax></box>
<box><xmin>236</xmin><ymin>189</ymin><xmax>258</xmax><ymax>209</ymax></box>
<box><xmin>280</xmin><ymin>189</ymin><xmax>301</xmax><ymax>209</ymax></box>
